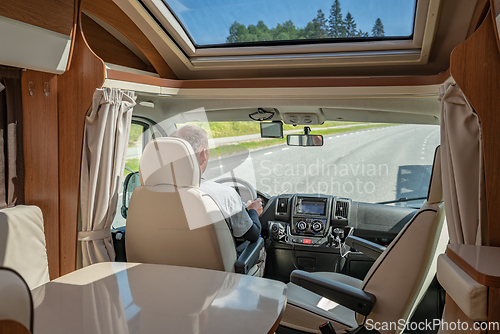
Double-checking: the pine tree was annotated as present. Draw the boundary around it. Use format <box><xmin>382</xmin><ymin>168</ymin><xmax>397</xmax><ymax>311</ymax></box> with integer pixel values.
<box><xmin>344</xmin><ymin>12</ymin><xmax>357</xmax><ymax>37</ymax></box>
<box><xmin>356</xmin><ymin>30</ymin><xmax>369</xmax><ymax>38</ymax></box>
<box><xmin>328</xmin><ymin>0</ymin><xmax>346</xmax><ymax>38</ymax></box>
<box><xmin>312</xmin><ymin>9</ymin><xmax>328</xmax><ymax>39</ymax></box>
<box><xmin>372</xmin><ymin>18</ymin><xmax>385</xmax><ymax>37</ymax></box>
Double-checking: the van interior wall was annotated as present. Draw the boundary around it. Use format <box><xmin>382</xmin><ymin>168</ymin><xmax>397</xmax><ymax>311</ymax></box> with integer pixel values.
<box><xmin>445</xmin><ymin>0</ymin><xmax>500</xmax><ymax>330</ymax></box>
<box><xmin>21</xmin><ymin>4</ymin><xmax>105</xmax><ymax>278</ymax></box>
<box><xmin>21</xmin><ymin>70</ymin><xmax>59</xmax><ymax>279</ymax></box>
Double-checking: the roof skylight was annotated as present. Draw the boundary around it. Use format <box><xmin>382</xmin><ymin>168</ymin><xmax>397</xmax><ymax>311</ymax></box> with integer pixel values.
<box><xmin>163</xmin><ymin>0</ymin><xmax>417</xmax><ymax>47</ymax></box>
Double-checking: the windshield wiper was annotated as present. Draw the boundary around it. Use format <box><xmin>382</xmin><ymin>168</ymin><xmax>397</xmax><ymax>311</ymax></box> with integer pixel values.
<box><xmin>377</xmin><ymin>196</ymin><xmax>427</xmax><ymax>205</ymax></box>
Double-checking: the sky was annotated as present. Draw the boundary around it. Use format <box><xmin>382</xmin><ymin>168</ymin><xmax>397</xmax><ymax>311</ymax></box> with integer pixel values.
<box><xmin>165</xmin><ymin>0</ymin><xmax>417</xmax><ymax>45</ymax></box>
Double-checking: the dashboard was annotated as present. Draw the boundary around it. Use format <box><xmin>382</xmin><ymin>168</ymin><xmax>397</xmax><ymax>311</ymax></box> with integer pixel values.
<box><xmin>268</xmin><ymin>194</ymin><xmax>352</xmax><ymax>247</ymax></box>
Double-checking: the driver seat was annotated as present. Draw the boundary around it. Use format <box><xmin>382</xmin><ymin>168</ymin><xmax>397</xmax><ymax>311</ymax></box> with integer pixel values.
<box><xmin>125</xmin><ymin>137</ymin><xmax>263</xmax><ymax>276</ymax></box>
<box><xmin>281</xmin><ymin>146</ymin><xmax>448</xmax><ymax>334</ymax></box>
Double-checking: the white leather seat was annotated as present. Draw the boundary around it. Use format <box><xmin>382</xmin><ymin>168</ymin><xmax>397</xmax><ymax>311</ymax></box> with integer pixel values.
<box><xmin>0</xmin><ymin>267</ymin><xmax>33</xmax><ymax>333</ymax></box>
<box><xmin>125</xmin><ymin>137</ymin><xmax>240</xmax><ymax>273</ymax></box>
<box><xmin>0</xmin><ymin>205</ymin><xmax>49</xmax><ymax>290</ymax></box>
<box><xmin>282</xmin><ymin>146</ymin><xmax>448</xmax><ymax>334</ymax></box>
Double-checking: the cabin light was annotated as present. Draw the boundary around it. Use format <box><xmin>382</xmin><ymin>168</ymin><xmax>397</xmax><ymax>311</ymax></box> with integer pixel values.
<box><xmin>138</xmin><ymin>101</ymin><xmax>155</xmax><ymax>108</ymax></box>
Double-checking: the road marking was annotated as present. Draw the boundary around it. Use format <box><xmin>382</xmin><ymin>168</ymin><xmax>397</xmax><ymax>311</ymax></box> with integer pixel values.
<box><xmin>264</xmin><ymin>152</ymin><xmax>273</xmax><ymax>155</ymax></box>
<box><xmin>421</xmin><ymin>157</ymin><xmax>425</xmax><ymax>160</ymax></box>
<box><xmin>328</xmin><ymin>137</ymin><xmax>333</xmax><ymax>140</ymax></box>
<box><xmin>282</xmin><ymin>148</ymin><xmax>289</xmax><ymax>150</ymax></box>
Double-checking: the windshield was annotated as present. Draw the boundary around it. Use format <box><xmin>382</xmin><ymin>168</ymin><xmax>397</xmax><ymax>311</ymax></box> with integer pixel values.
<box><xmin>180</xmin><ymin>121</ymin><xmax>440</xmax><ymax>208</ymax></box>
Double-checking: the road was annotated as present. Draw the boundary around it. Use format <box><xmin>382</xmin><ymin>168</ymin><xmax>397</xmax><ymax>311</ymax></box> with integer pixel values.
<box><xmin>113</xmin><ymin>124</ymin><xmax>440</xmax><ymax>228</ymax></box>
<box><xmin>202</xmin><ymin>124</ymin><xmax>440</xmax><ymax>204</ymax></box>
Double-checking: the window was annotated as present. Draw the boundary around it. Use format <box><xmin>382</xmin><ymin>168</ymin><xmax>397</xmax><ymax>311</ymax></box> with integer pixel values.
<box><xmin>112</xmin><ymin>122</ymin><xmax>150</xmax><ymax>228</ymax></box>
<box><xmin>163</xmin><ymin>0</ymin><xmax>417</xmax><ymax>47</ymax></box>
<box><xmin>183</xmin><ymin>120</ymin><xmax>439</xmax><ymax>208</ymax></box>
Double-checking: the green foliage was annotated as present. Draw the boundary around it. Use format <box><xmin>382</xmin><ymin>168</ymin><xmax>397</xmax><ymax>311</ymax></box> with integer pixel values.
<box><xmin>344</xmin><ymin>12</ymin><xmax>357</xmax><ymax>37</ymax></box>
<box><xmin>328</xmin><ymin>0</ymin><xmax>345</xmax><ymax>37</ymax></box>
<box><xmin>128</xmin><ymin>123</ymin><xmax>143</xmax><ymax>147</ymax></box>
<box><xmin>182</xmin><ymin>121</ymin><xmax>358</xmax><ymax>139</ymax></box>
<box><xmin>372</xmin><ymin>18</ymin><xmax>385</xmax><ymax>37</ymax></box>
<box><xmin>124</xmin><ymin>158</ymin><xmax>139</xmax><ymax>176</ymax></box>
<box><xmin>226</xmin><ymin>0</ymin><xmax>385</xmax><ymax>43</ymax></box>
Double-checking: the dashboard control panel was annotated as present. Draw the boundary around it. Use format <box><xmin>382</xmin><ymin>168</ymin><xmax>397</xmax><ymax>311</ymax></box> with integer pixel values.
<box><xmin>291</xmin><ymin>196</ymin><xmax>331</xmax><ymax>237</ymax></box>
<box><xmin>271</xmin><ymin>194</ymin><xmax>352</xmax><ymax>247</ymax></box>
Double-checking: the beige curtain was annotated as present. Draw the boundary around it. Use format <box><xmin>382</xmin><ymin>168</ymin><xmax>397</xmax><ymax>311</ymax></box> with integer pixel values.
<box><xmin>79</xmin><ymin>88</ymin><xmax>136</xmax><ymax>266</ymax></box>
<box><xmin>439</xmin><ymin>82</ymin><xmax>488</xmax><ymax>245</ymax></box>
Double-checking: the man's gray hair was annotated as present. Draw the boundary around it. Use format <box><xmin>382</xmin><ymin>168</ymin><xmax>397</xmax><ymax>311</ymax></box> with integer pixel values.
<box><xmin>170</xmin><ymin>124</ymin><xmax>209</xmax><ymax>154</ymax></box>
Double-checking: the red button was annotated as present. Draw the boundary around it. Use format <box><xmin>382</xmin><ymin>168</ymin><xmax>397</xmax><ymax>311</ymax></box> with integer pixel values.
<box><xmin>303</xmin><ymin>239</ymin><xmax>311</xmax><ymax>244</ymax></box>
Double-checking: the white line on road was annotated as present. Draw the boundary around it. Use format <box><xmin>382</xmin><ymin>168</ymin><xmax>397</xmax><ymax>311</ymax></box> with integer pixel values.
<box><xmin>264</xmin><ymin>152</ymin><xmax>273</xmax><ymax>155</ymax></box>
<box><xmin>282</xmin><ymin>148</ymin><xmax>289</xmax><ymax>150</ymax></box>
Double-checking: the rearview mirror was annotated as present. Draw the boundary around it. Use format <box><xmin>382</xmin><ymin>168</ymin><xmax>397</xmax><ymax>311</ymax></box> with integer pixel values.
<box><xmin>287</xmin><ymin>134</ymin><xmax>323</xmax><ymax>146</ymax></box>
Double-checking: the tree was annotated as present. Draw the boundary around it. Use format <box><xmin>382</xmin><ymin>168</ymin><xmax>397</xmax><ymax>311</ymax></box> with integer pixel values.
<box><xmin>226</xmin><ymin>22</ymin><xmax>249</xmax><ymax>43</ymax></box>
<box><xmin>344</xmin><ymin>12</ymin><xmax>357</xmax><ymax>37</ymax></box>
<box><xmin>311</xmin><ymin>9</ymin><xmax>328</xmax><ymax>39</ymax></box>
<box><xmin>372</xmin><ymin>18</ymin><xmax>385</xmax><ymax>37</ymax></box>
<box><xmin>356</xmin><ymin>30</ymin><xmax>369</xmax><ymax>38</ymax></box>
<box><xmin>273</xmin><ymin>20</ymin><xmax>301</xmax><ymax>40</ymax></box>
<box><xmin>328</xmin><ymin>0</ymin><xmax>345</xmax><ymax>38</ymax></box>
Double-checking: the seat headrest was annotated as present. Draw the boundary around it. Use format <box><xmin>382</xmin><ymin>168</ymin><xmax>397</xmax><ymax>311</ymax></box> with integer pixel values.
<box><xmin>427</xmin><ymin>146</ymin><xmax>443</xmax><ymax>204</ymax></box>
<box><xmin>139</xmin><ymin>137</ymin><xmax>200</xmax><ymax>188</ymax></box>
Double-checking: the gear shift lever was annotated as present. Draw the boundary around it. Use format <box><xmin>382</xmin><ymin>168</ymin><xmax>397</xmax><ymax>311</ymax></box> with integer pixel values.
<box><xmin>333</xmin><ymin>228</ymin><xmax>344</xmax><ymax>246</ymax></box>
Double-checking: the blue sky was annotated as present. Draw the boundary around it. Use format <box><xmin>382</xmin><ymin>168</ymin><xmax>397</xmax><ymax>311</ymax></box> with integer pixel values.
<box><xmin>165</xmin><ymin>0</ymin><xmax>417</xmax><ymax>45</ymax></box>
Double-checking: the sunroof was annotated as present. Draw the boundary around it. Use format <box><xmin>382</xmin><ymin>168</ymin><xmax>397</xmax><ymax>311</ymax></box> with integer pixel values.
<box><xmin>163</xmin><ymin>0</ymin><xmax>417</xmax><ymax>47</ymax></box>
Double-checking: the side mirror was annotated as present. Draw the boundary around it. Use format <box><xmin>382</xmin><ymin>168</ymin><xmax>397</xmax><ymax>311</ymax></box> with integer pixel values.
<box><xmin>121</xmin><ymin>172</ymin><xmax>141</xmax><ymax>219</ymax></box>
<box><xmin>287</xmin><ymin>134</ymin><xmax>324</xmax><ymax>146</ymax></box>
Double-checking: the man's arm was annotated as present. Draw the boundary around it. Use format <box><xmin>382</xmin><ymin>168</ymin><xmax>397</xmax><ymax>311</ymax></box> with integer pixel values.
<box><xmin>241</xmin><ymin>208</ymin><xmax>262</xmax><ymax>242</ymax></box>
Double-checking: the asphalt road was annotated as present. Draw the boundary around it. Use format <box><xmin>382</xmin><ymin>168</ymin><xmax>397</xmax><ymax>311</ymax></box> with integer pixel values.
<box><xmin>203</xmin><ymin>124</ymin><xmax>440</xmax><ymax>204</ymax></box>
<box><xmin>113</xmin><ymin>124</ymin><xmax>440</xmax><ymax>228</ymax></box>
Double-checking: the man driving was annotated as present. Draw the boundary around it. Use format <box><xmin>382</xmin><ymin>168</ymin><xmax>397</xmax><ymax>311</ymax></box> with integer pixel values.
<box><xmin>170</xmin><ymin>125</ymin><xmax>264</xmax><ymax>243</ymax></box>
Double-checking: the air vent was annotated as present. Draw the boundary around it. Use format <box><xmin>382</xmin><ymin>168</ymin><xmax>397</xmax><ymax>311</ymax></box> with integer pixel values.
<box><xmin>277</xmin><ymin>198</ymin><xmax>289</xmax><ymax>214</ymax></box>
<box><xmin>335</xmin><ymin>200</ymin><xmax>349</xmax><ymax>219</ymax></box>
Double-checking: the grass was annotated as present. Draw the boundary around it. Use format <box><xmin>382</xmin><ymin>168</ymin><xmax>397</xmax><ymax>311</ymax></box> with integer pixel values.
<box><xmin>180</xmin><ymin>121</ymin><xmax>358</xmax><ymax>139</ymax></box>
<box><xmin>123</xmin><ymin>122</ymin><xmax>396</xmax><ymax>174</ymax></box>
<box><xmin>124</xmin><ymin>158</ymin><xmax>139</xmax><ymax>176</ymax></box>
<box><xmin>208</xmin><ymin>123</ymin><xmax>394</xmax><ymax>159</ymax></box>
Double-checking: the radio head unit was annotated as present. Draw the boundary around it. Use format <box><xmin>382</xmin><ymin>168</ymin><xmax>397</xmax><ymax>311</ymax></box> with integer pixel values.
<box><xmin>294</xmin><ymin>197</ymin><xmax>328</xmax><ymax>216</ymax></box>
<box><xmin>291</xmin><ymin>196</ymin><xmax>331</xmax><ymax>237</ymax></box>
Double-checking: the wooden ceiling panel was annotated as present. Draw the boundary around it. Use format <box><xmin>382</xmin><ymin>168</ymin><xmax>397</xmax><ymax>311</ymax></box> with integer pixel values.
<box><xmin>82</xmin><ymin>0</ymin><xmax>176</xmax><ymax>79</ymax></box>
<box><xmin>81</xmin><ymin>13</ymin><xmax>155</xmax><ymax>73</ymax></box>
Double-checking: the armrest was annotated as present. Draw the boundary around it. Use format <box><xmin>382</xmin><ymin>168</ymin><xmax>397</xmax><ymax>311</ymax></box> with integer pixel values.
<box><xmin>290</xmin><ymin>270</ymin><xmax>376</xmax><ymax>316</ymax></box>
<box><xmin>234</xmin><ymin>237</ymin><xmax>264</xmax><ymax>274</ymax></box>
<box><xmin>346</xmin><ymin>236</ymin><xmax>386</xmax><ymax>260</ymax></box>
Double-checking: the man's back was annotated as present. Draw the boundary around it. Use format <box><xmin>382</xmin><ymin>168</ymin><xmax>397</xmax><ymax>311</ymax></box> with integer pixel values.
<box><xmin>199</xmin><ymin>179</ymin><xmax>253</xmax><ymax>238</ymax></box>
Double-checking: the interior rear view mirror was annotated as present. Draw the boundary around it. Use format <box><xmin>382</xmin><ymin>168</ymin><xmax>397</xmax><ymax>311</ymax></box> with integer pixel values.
<box><xmin>260</xmin><ymin>121</ymin><xmax>283</xmax><ymax>138</ymax></box>
<box><xmin>287</xmin><ymin>134</ymin><xmax>323</xmax><ymax>146</ymax></box>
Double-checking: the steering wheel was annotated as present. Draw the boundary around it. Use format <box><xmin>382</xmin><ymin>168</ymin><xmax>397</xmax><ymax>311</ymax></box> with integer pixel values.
<box><xmin>214</xmin><ymin>177</ymin><xmax>257</xmax><ymax>203</ymax></box>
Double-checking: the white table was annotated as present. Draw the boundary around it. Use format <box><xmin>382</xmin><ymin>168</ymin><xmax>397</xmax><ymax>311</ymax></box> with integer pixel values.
<box><xmin>32</xmin><ymin>262</ymin><xmax>287</xmax><ymax>334</ymax></box>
